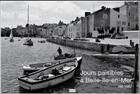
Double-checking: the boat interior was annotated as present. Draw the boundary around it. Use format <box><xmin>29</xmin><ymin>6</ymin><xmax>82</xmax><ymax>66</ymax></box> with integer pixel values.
<box><xmin>29</xmin><ymin>62</ymin><xmax>53</xmax><ymax>68</ymax></box>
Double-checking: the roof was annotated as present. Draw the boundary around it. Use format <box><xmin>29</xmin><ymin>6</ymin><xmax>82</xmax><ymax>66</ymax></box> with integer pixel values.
<box><xmin>113</xmin><ymin>7</ymin><xmax>120</xmax><ymax>12</ymax></box>
<box><xmin>93</xmin><ymin>8</ymin><xmax>110</xmax><ymax>15</ymax></box>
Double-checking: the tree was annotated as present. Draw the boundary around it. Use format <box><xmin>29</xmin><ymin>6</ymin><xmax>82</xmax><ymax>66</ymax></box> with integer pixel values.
<box><xmin>75</xmin><ymin>17</ymin><xmax>80</xmax><ymax>22</ymax></box>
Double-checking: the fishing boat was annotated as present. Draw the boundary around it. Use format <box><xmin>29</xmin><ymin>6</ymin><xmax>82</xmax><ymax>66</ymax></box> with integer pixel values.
<box><xmin>18</xmin><ymin>57</ymin><xmax>81</xmax><ymax>90</ymax></box>
<box><xmin>22</xmin><ymin>56</ymin><xmax>82</xmax><ymax>74</ymax></box>
<box><xmin>54</xmin><ymin>53</ymin><xmax>76</xmax><ymax>60</ymax></box>
<box><xmin>23</xmin><ymin>5</ymin><xmax>33</xmax><ymax>46</ymax></box>
<box><xmin>9</xmin><ymin>30</ymin><xmax>14</xmax><ymax>42</ymax></box>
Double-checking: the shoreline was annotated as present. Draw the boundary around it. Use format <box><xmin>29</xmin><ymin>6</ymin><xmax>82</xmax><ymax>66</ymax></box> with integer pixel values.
<box><xmin>47</xmin><ymin>38</ymin><xmax>135</xmax><ymax>54</ymax></box>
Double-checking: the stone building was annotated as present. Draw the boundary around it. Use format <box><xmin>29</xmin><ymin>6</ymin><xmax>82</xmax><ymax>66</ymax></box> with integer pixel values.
<box><xmin>53</xmin><ymin>25</ymin><xmax>67</xmax><ymax>38</ymax></box>
<box><xmin>119</xmin><ymin>2</ymin><xmax>139</xmax><ymax>30</ymax></box>
<box><xmin>93</xmin><ymin>7</ymin><xmax>127</xmax><ymax>37</ymax></box>
<box><xmin>65</xmin><ymin>17</ymin><xmax>84</xmax><ymax>39</ymax></box>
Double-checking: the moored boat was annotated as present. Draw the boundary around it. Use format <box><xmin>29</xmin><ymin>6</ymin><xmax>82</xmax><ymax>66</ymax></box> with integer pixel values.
<box><xmin>10</xmin><ymin>37</ymin><xmax>14</xmax><ymax>42</ymax></box>
<box><xmin>22</xmin><ymin>56</ymin><xmax>82</xmax><ymax>74</ymax></box>
<box><xmin>23</xmin><ymin>5</ymin><xmax>33</xmax><ymax>46</ymax></box>
<box><xmin>23</xmin><ymin>38</ymin><xmax>33</xmax><ymax>46</ymax></box>
<box><xmin>18</xmin><ymin>57</ymin><xmax>81</xmax><ymax>90</ymax></box>
<box><xmin>54</xmin><ymin>53</ymin><xmax>76</xmax><ymax>60</ymax></box>
<box><xmin>38</xmin><ymin>40</ymin><xmax>46</xmax><ymax>43</ymax></box>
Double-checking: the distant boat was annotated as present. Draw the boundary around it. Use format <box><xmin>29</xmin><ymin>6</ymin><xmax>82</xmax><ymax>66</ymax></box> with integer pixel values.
<box><xmin>9</xmin><ymin>30</ymin><xmax>14</xmax><ymax>42</ymax></box>
<box><xmin>18</xmin><ymin>57</ymin><xmax>82</xmax><ymax>90</ymax></box>
<box><xmin>22</xmin><ymin>56</ymin><xmax>82</xmax><ymax>74</ymax></box>
<box><xmin>38</xmin><ymin>40</ymin><xmax>46</xmax><ymax>43</ymax></box>
<box><xmin>18</xmin><ymin>39</ymin><xmax>21</xmax><ymax>41</ymax></box>
<box><xmin>23</xmin><ymin>5</ymin><xmax>33</xmax><ymax>46</ymax></box>
<box><xmin>23</xmin><ymin>38</ymin><xmax>33</xmax><ymax>46</ymax></box>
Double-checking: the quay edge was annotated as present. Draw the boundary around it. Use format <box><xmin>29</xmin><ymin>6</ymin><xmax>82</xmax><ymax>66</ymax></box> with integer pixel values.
<box><xmin>47</xmin><ymin>38</ymin><xmax>135</xmax><ymax>54</ymax></box>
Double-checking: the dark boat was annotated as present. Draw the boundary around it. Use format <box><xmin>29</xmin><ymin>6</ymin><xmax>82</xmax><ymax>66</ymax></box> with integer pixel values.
<box><xmin>23</xmin><ymin>38</ymin><xmax>33</xmax><ymax>46</ymax></box>
<box><xmin>54</xmin><ymin>53</ymin><xmax>76</xmax><ymax>60</ymax></box>
<box><xmin>10</xmin><ymin>37</ymin><xmax>14</xmax><ymax>42</ymax></box>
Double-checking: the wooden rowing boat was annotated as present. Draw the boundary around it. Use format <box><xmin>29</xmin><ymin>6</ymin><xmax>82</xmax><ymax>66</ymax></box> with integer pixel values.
<box><xmin>18</xmin><ymin>57</ymin><xmax>81</xmax><ymax>90</ymax></box>
<box><xmin>22</xmin><ymin>57</ymin><xmax>82</xmax><ymax>74</ymax></box>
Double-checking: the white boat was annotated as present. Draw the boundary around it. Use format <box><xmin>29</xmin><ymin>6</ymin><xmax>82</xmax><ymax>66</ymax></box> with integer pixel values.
<box><xmin>18</xmin><ymin>57</ymin><xmax>81</xmax><ymax>90</ymax></box>
<box><xmin>22</xmin><ymin>57</ymin><xmax>82</xmax><ymax>74</ymax></box>
<box><xmin>9</xmin><ymin>30</ymin><xmax>14</xmax><ymax>42</ymax></box>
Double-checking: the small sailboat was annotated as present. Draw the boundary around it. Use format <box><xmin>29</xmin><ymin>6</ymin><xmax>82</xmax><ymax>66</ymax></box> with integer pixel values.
<box><xmin>9</xmin><ymin>30</ymin><xmax>14</xmax><ymax>42</ymax></box>
<box><xmin>23</xmin><ymin>5</ymin><xmax>33</xmax><ymax>46</ymax></box>
<box><xmin>18</xmin><ymin>57</ymin><xmax>82</xmax><ymax>90</ymax></box>
<box><xmin>23</xmin><ymin>38</ymin><xmax>33</xmax><ymax>46</ymax></box>
<box><xmin>22</xmin><ymin>57</ymin><xmax>82</xmax><ymax>74</ymax></box>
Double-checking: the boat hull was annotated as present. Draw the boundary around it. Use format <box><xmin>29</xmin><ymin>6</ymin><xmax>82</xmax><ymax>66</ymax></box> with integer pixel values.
<box><xmin>10</xmin><ymin>38</ymin><xmax>14</xmax><ymax>42</ymax></box>
<box><xmin>18</xmin><ymin>69</ymin><xmax>75</xmax><ymax>90</ymax></box>
<box><xmin>22</xmin><ymin>57</ymin><xmax>82</xmax><ymax>74</ymax></box>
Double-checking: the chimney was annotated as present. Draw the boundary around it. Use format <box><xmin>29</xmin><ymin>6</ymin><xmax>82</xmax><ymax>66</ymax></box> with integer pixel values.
<box><xmin>85</xmin><ymin>12</ymin><xmax>91</xmax><ymax>17</ymax></box>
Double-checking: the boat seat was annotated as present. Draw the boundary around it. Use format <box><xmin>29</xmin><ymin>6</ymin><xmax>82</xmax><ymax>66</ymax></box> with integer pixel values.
<box><xmin>62</xmin><ymin>66</ymin><xmax>71</xmax><ymax>71</ymax></box>
<box><xmin>23</xmin><ymin>77</ymin><xmax>37</xmax><ymax>82</ymax></box>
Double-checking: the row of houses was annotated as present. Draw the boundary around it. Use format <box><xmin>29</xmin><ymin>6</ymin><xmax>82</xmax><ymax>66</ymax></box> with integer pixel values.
<box><xmin>52</xmin><ymin>2</ymin><xmax>139</xmax><ymax>39</ymax></box>
<box><xmin>15</xmin><ymin>2</ymin><xmax>139</xmax><ymax>39</ymax></box>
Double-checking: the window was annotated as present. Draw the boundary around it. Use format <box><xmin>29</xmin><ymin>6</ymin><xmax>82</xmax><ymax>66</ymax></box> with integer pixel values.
<box><xmin>122</xmin><ymin>22</ymin><xmax>126</xmax><ymax>25</ymax></box>
<box><xmin>118</xmin><ymin>15</ymin><xmax>120</xmax><ymax>18</ymax></box>
<box><xmin>129</xmin><ymin>12</ymin><xmax>130</xmax><ymax>16</ymax></box>
<box><xmin>128</xmin><ymin>23</ymin><xmax>130</xmax><ymax>26</ymax></box>
<box><xmin>121</xmin><ymin>27</ymin><xmax>124</xmax><ymax>31</ymax></box>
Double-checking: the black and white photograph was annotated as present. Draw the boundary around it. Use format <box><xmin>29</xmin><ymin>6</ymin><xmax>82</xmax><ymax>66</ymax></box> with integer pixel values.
<box><xmin>0</xmin><ymin>1</ymin><xmax>139</xmax><ymax>93</ymax></box>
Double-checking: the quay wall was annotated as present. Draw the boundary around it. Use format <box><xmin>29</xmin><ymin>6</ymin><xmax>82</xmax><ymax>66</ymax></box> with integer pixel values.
<box><xmin>47</xmin><ymin>38</ymin><xmax>135</xmax><ymax>53</ymax></box>
<box><xmin>83</xmin><ymin>54</ymin><xmax>135</xmax><ymax>68</ymax></box>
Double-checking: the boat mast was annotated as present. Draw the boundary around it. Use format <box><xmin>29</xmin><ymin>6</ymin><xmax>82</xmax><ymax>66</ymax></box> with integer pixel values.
<box><xmin>27</xmin><ymin>4</ymin><xmax>29</xmax><ymax>38</ymax></box>
<box><xmin>10</xmin><ymin>29</ymin><xmax>13</xmax><ymax>38</ymax></box>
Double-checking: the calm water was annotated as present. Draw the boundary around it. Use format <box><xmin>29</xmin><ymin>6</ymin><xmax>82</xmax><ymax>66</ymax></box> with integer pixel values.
<box><xmin>1</xmin><ymin>37</ymin><xmax>99</xmax><ymax>93</ymax></box>
<box><xmin>1</xmin><ymin>37</ymin><xmax>135</xmax><ymax>93</ymax></box>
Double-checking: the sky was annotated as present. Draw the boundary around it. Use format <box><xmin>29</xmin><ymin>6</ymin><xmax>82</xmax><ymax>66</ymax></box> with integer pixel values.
<box><xmin>0</xmin><ymin>1</ymin><xmax>124</xmax><ymax>28</ymax></box>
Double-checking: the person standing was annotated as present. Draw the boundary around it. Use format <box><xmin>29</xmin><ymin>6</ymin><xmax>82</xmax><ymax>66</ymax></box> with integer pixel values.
<box><xmin>107</xmin><ymin>44</ymin><xmax>110</xmax><ymax>53</ymax></box>
<box><xmin>57</xmin><ymin>47</ymin><xmax>62</xmax><ymax>55</ymax></box>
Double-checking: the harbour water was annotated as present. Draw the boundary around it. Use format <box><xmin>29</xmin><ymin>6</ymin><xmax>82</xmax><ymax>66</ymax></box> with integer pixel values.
<box><xmin>1</xmin><ymin>37</ymin><xmax>135</xmax><ymax>93</ymax></box>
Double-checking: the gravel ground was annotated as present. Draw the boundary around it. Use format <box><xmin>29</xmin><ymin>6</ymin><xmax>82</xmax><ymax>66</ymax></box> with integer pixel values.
<box><xmin>75</xmin><ymin>54</ymin><xmax>136</xmax><ymax>93</ymax></box>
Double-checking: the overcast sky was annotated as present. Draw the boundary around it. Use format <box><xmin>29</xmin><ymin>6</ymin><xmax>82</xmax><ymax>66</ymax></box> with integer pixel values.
<box><xmin>0</xmin><ymin>1</ymin><xmax>124</xmax><ymax>28</ymax></box>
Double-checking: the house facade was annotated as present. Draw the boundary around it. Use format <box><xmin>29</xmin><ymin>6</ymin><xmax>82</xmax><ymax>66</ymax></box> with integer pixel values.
<box><xmin>64</xmin><ymin>2</ymin><xmax>138</xmax><ymax>39</ymax></box>
<box><xmin>110</xmin><ymin>8</ymin><xmax>127</xmax><ymax>33</ymax></box>
<box><xmin>65</xmin><ymin>18</ymin><xmax>83</xmax><ymax>39</ymax></box>
<box><xmin>120</xmin><ymin>2</ymin><xmax>139</xmax><ymax>30</ymax></box>
<box><xmin>93</xmin><ymin>7</ymin><xmax>127</xmax><ymax>37</ymax></box>
<box><xmin>53</xmin><ymin>25</ymin><xmax>67</xmax><ymax>38</ymax></box>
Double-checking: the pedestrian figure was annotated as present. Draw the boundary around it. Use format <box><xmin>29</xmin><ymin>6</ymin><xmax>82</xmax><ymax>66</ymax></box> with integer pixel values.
<box><xmin>107</xmin><ymin>44</ymin><xmax>110</xmax><ymax>53</ymax></box>
<box><xmin>57</xmin><ymin>47</ymin><xmax>62</xmax><ymax>55</ymax></box>
<box><xmin>96</xmin><ymin>38</ymin><xmax>100</xmax><ymax>42</ymax></box>
<box><xmin>130</xmin><ymin>40</ymin><xmax>132</xmax><ymax>46</ymax></box>
<box><xmin>101</xmin><ymin>44</ymin><xmax>104</xmax><ymax>54</ymax></box>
